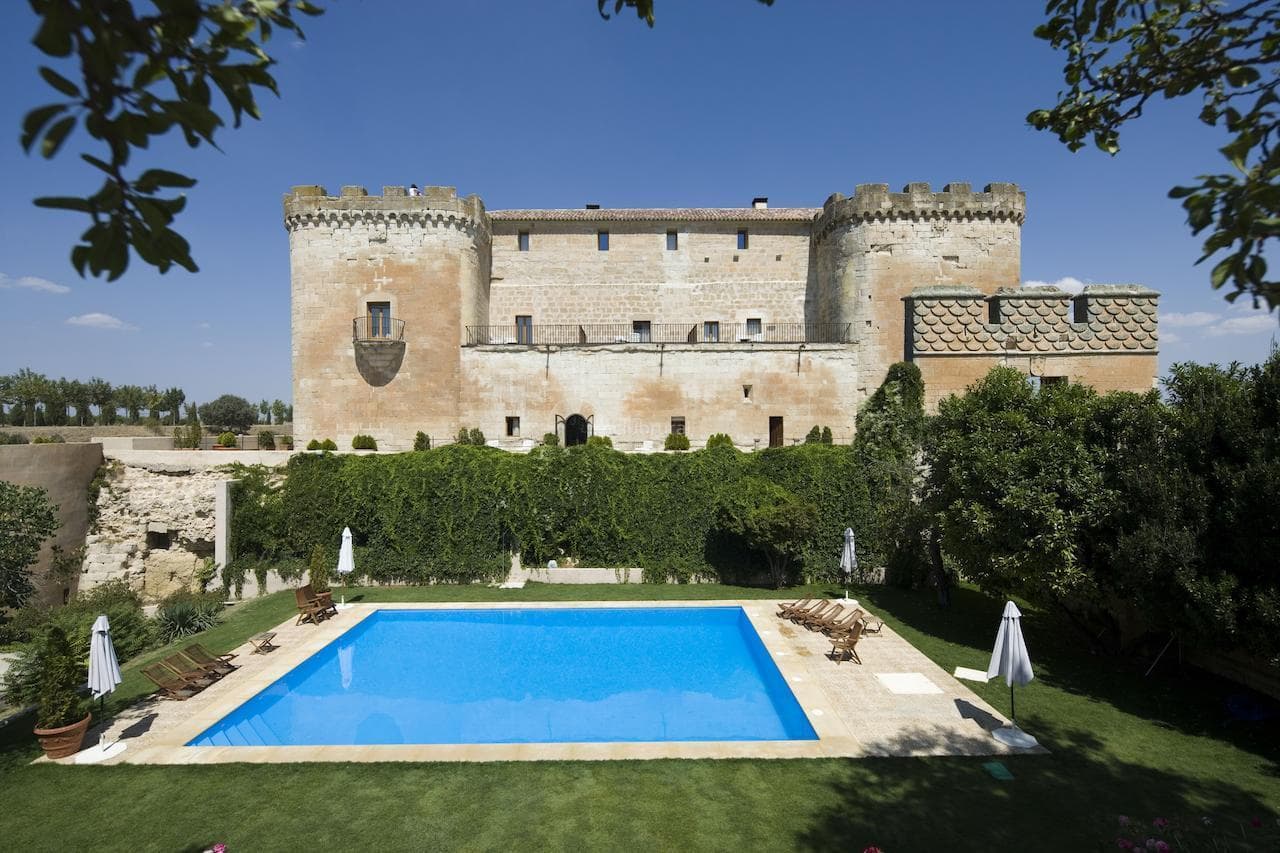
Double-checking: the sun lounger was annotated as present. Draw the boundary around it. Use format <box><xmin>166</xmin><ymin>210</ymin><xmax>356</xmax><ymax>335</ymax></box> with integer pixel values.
<box><xmin>829</xmin><ymin>623</ymin><xmax>864</xmax><ymax>664</ymax></box>
<box><xmin>787</xmin><ymin>599</ymin><xmax>831</xmax><ymax>624</ymax></box>
<box><xmin>162</xmin><ymin>652</ymin><xmax>223</xmax><ymax>683</ymax></box>
<box><xmin>776</xmin><ymin>598</ymin><xmax>813</xmax><ymax>618</ymax></box>
<box><xmin>142</xmin><ymin>663</ymin><xmax>202</xmax><ymax>700</ymax></box>
<box><xmin>182</xmin><ymin>643</ymin><xmax>237</xmax><ymax>675</ymax></box>
<box><xmin>804</xmin><ymin>603</ymin><xmax>847</xmax><ymax>632</ymax></box>
<box><xmin>821</xmin><ymin>610</ymin><xmax>862</xmax><ymax>636</ymax></box>
<box><xmin>795</xmin><ymin>601</ymin><xmax>839</xmax><ymax>628</ymax></box>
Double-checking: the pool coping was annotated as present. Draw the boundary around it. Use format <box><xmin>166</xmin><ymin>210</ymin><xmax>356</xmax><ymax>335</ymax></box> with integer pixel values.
<box><xmin>124</xmin><ymin>600</ymin><xmax>866</xmax><ymax>764</ymax></box>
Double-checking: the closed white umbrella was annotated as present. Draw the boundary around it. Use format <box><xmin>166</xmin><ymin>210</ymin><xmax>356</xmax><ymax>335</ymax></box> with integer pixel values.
<box><xmin>338</xmin><ymin>643</ymin><xmax>354</xmax><ymax>691</ymax></box>
<box><xmin>76</xmin><ymin>614</ymin><xmax>126</xmax><ymax>763</ymax></box>
<box><xmin>986</xmin><ymin>601</ymin><xmax>1039</xmax><ymax>748</ymax></box>
<box><xmin>839</xmin><ymin>528</ymin><xmax>857</xmax><ymax>602</ymax></box>
<box><xmin>335</xmin><ymin>526</ymin><xmax>355</xmax><ymax>608</ymax></box>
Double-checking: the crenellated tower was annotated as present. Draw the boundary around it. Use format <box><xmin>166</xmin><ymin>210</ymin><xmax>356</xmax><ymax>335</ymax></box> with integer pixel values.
<box><xmin>812</xmin><ymin>182</ymin><xmax>1026</xmax><ymax>395</ymax></box>
<box><xmin>284</xmin><ymin>184</ymin><xmax>491</xmax><ymax>449</ymax></box>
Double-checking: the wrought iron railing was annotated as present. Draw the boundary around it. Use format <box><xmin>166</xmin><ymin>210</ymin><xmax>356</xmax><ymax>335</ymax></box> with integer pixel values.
<box><xmin>353</xmin><ymin>317</ymin><xmax>406</xmax><ymax>342</ymax></box>
<box><xmin>465</xmin><ymin>322</ymin><xmax>852</xmax><ymax>346</ymax></box>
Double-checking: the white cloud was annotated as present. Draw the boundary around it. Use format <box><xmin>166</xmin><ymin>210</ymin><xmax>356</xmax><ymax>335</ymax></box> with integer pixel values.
<box><xmin>1162</xmin><ymin>311</ymin><xmax>1220</xmax><ymax>328</ymax></box>
<box><xmin>1205</xmin><ymin>313</ymin><xmax>1277</xmax><ymax>336</ymax></box>
<box><xmin>0</xmin><ymin>273</ymin><xmax>70</xmax><ymax>294</ymax></box>
<box><xmin>66</xmin><ymin>312</ymin><xmax>139</xmax><ymax>331</ymax></box>
<box><xmin>1023</xmin><ymin>276</ymin><xmax>1086</xmax><ymax>294</ymax></box>
<box><xmin>197</xmin><ymin>322</ymin><xmax>211</xmax><ymax>329</ymax></box>
<box><xmin>1160</xmin><ymin>331</ymin><xmax>1182</xmax><ymax>345</ymax></box>
<box><xmin>201</xmin><ymin>341</ymin><xmax>213</xmax><ymax>348</ymax></box>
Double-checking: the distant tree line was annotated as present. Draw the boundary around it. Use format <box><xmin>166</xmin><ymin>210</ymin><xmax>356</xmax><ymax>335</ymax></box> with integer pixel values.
<box><xmin>0</xmin><ymin>369</ymin><xmax>290</xmax><ymax>429</ymax></box>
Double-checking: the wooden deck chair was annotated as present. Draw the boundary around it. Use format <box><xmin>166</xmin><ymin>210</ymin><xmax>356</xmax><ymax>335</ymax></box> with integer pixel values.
<box><xmin>301</xmin><ymin>584</ymin><xmax>338</xmax><ymax>617</ymax></box>
<box><xmin>142</xmin><ymin>663</ymin><xmax>201</xmax><ymax>700</ymax></box>
<box><xmin>829</xmin><ymin>623</ymin><xmax>864</xmax><ymax>665</ymax></box>
<box><xmin>296</xmin><ymin>587</ymin><xmax>331</xmax><ymax>625</ymax></box>
<box><xmin>796</xmin><ymin>601</ymin><xmax>839</xmax><ymax>629</ymax></box>
<box><xmin>162</xmin><ymin>652</ymin><xmax>222</xmax><ymax>683</ymax></box>
<box><xmin>787</xmin><ymin>599</ymin><xmax>831</xmax><ymax>624</ymax></box>
<box><xmin>821</xmin><ymin>610</ymin><xmax>862</xmax><ymax>637</ymax></box>
<box><xmin>804</xmin><ymin>603</ymin><xmax>846</xmax><ymax>632</ymax></box>
<box><xmin>776</xmin><ymin>598</ymin><xmax>813</xmax><ymax>619</ymax></box>
<box><xmin>182</xmin><ymin>643</ymin><xmax>237</xmax><ymax>675</ymax></box>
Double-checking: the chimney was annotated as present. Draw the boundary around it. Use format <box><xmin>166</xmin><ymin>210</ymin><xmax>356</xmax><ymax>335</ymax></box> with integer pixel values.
<box><xmin>585</xmin><ymin>203</ymin><xmax>601</xmax><ymax>210</ymax></box>
<box><xmin>752</xmin><ymin>197</ymin><xmax>768</xmax><ymax>209</ymax></box>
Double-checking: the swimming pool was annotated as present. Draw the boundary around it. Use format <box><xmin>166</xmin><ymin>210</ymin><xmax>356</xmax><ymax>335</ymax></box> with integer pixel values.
<box><xmin>188</xmin><ymin>607</ymin><xmax>817</xmax><ymax>746</ymax></box>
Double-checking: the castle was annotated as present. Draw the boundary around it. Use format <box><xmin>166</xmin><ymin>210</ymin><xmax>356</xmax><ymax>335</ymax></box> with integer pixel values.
<box><xmin>285</xmin><ymin>182</ymin><xmax>1159</xmax><ymax>451</ymax></box>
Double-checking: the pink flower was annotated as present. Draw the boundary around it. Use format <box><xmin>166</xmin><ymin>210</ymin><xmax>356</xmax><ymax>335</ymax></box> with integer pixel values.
<box><xmin>1145</xmin><ymin>839</ymin><xmax>1159</xmax><ymax>850</ymax></box>
<box><xmin>212</xmin><ymin>846</ymin><xmax>226</xmax><ymax>853</ymax></box>
<box><xmin>1118</xmin><ymin>816</ymin><xmax>1131</xmax><ymax>826</ymax></box>
<box><xmin>1152</xmin><ymin>818</ymin><xmax>1169</xmax><ymax>829</ymax></box>
<box><xmin>1116</xmin><ymin>839</ymin><xmax>1134</xmax><ymax>850</ymax></box>
<box><xmin>862</xmin><ymin>847</ymin><xmax>882</xmax><ymax>853</ymax></box>
<box><xmin>1154</xmin><ymin>842</ymin><xmax>1170</xmax><ymax>853</ymax></box>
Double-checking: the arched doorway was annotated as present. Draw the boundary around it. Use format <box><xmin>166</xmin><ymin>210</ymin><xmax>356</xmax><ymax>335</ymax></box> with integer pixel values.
<box><xmin>565</xmin><ymin>414</ymin><xmax>589</xmax><ymax>447</ymax></box>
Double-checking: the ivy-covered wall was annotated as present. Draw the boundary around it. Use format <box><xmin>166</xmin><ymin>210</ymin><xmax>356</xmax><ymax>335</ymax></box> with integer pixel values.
<box><xmin>229</xmin><ymin>444</ymin><xmax>881</xmax><ymax>585</ymax></box>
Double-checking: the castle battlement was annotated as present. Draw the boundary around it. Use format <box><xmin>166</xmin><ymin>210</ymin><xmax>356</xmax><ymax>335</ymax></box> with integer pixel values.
<box><xmin>282</xmin><ymin>184</ymin><xmax>489</xmax><ymax>236</ymax></box>
<box><xmin>906</xmin><ymin>283</ymin><xmax>1159</xmax><ymax>357</ymax></box>
<box><xmin>814</xmin><ymin>182</ymin><xmax>1026</xmax><ymax>242</ymax></box>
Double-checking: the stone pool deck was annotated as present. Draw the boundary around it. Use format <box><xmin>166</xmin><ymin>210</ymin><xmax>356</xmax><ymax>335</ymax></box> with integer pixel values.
<box><xmin>59</xmin><ymin>600</ymin><xmax>1041</xmax><ymax>765</ymax></box>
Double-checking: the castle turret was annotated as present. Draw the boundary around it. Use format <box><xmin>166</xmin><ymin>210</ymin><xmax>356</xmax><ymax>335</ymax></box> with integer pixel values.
<box><xmin>813</xmin><ymin>182</ymin><xmax>1026</xmax><ymax>395</ymax></box>
<box><xmin>284</xmin><ymin>185</ymin><xmax>491</xmax><ymax>450</ymax></box>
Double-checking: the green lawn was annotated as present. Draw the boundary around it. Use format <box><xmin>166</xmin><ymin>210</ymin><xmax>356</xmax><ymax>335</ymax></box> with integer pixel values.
<box><xmin>1</xmin><ymin>582</ymin><xmax>1276</xmax><ymax>851</ymax></box>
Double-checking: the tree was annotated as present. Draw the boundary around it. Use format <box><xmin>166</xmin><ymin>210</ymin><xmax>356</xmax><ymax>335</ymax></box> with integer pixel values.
<box><xmin>11</xmin><ymin>369</ymin><xmax>45</xmax><ymax>427</ymax></box>
<box><xmin>259</xmin><ymin>399</ymin><xmax>270</xmax><ymax>425</ymax></box>
<box><xmin>22</xmin><ymin>0</ymin><xmax>324</xmax><ymax>281</ymax></box>
<box><xmin>87</xmin><ymin>376</ymin><xmax>113</xmax><ymax>425</ymax></box>
<box><xmin>0</xmin><ymin>480</ymin><xmax>60</xmax><ymax>609</ymax></box>
<box><xmin>114</xmin><ymin>383</ymin><xmax>145</xmax><ymax>423</ymax></box>
<box><xmin>162</xmin><ymin>387</ymin><xmax>186</xmax><ymax>425</ymax></box>
<box><xmin>1031</xmin><ymin>1</ymin><xmax>1280</xmax><ymax>310</ymax></box>
<box><xmin>144</xmin><ymin>385</ymin><xmax>161</xmax><ymax>421</ymax></box>
<box><xmin>271</xmin><ymin>399</ymin><xmax>286</xmax><ymax>425</ymax></box>
<box><xmin>199</xmin><ymin>394</ymin><xmax>257</xmax><ymax>433</ymax></box>
<box><xmin>715</xmin><ymin>477</ymin><xmax>819</xmax><ymax>588</ymax></box>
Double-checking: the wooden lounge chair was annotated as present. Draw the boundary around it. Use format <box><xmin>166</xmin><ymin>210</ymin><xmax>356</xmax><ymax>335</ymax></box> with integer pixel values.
<box><xmin>142</xmin><ymin>663</ymin><xmax>202</xmax><ymax>700</ymax></box>
<box><xmin>776</xmin><ymin>598</ymin><xmax>813</xmax><ymax>619</ymax></box>
<box><xmin>162</xmin><ymin>652</ymin><xmax>223</xmax><ymax>683</ymax></box>
<box><xmin>296</xmin><ymin>587</ymin><xmax>333</xmax><ymax>625</ymax></box>
<box><xmin>796</xmin><ymin>601</ymin><xmax>840</xmax><ymax>629</ymax></box>
<box><xmin>804</xmin><ymin>603</ymin><xmax>846</xmax><ymax>632</ymax></box>
<box><xmin>302</xmin><ymin>583</ymin><xmax>335</xmax><ymax>609</ymax></box>
<box><xmin>787</xmin><ymin>599</ymin><xmax>830</xmax><ymax>624</ymax></box>
<box><xmin>829</xmin><ymin>623</ymin><xmax>864</xmax><ymax>665</ymax></box>
<box><xmin>821</xmin><ymin>610</ymin><xmax>863</xmax><ymax>636</ymax></box>
<box><xmin>183</xmin><ymin>643</ymin><xmax>237</xmax><ymax>675</ymax></box>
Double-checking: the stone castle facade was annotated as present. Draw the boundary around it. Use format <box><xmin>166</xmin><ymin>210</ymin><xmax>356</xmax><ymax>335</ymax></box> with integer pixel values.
<box><xmin>285</xmin><ymin>182</ymin><xmax>1159</xmax><ymax>451</ymax></box>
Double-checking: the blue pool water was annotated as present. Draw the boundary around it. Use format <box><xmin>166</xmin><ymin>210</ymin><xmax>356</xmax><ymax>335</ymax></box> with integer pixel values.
<box><xmin>188</xmin><ymin>607</ymin><xmax>816</xmax><ymax>746</ymax></box>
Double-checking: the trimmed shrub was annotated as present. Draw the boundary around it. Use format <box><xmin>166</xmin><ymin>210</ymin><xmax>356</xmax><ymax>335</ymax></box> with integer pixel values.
<box><xmin>217</xmin><ymin>431</ymin><xmax>238</xmax><ymax>448</ymax></box>
<box><xmin>154</xmin><ymin>589</ymin><xmax>224</xmax><ymax>643</ymax></box>
<box><xmin>351</xmin><ymin>434</ymin><xmax>378</xmax><ymax>450</ymax></box>
<box><xmin>31</xmin><ymin>434</ymin><xmax>65</xmax><ymax>444</ymax></box>
<box><xmin>468</xmin><ymin>427</ymin><xmax>486</xmax><ymax>446</ymax></box>
<box><xmin>257</xmin><ymin>430</ymin><xmax>276</xmax><ymax>450</ymax></box>
<box><xmin>821</xmin><ymin>426</ymin><xmax>833</xmax><ymax>445</ymax></box>
<box><xmin>663</xmin><ymin>432</ymin><xmax>690</xmax><ymax>451</ymax></box>
<box><xmin>804</xmin><ymin>425</ymin><xmax>822</xmax><ymax>444</ymax></box>
<box><xmin>35</xmin><ymin>625</ymin><xmax>86</xmax><ymax>729</ymax></box>
<box><xmin>706</xmin><ymin>433</ymin><xmax>734</xmax><ymax>449</ymax></box>
<box><xmin>542</xmin><ymin>432</ymin><xmax>559</xmax><ymax>447</ymax></box>
<box><xmin>278</xmin><ymin>435</ymin><xmax>293</xmax><ymax>450</ymax></box>
<box><xmin>0</xmin><ymin>432</ymin><xmax>29</xmax><ymax>445</ymax></box>
<box><xmin>306</xmin><ymin>439</ymin><xmax>322</xmax><ymax>450</ymax></box>
<box><xmin>321</xmin><ymin>438</ymin><xmax>338</xmax><ymax>451</ymax></box>
<box><xmin>308</xmin><ymin>543</ymin><xmax>331</xmax><ymax>593</ymax></box>
<box><xmin>414</xmin><ymin>431</ymin><xmax>431</xmax><ymax>451</ymax></box>
<box><xmin>586</xmin><ymin>435</ymin><xmax>613</xmax><ymax>448</ymax></box>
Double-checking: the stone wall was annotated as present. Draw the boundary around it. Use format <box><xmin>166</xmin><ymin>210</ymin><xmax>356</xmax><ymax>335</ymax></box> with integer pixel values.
<box><xmin>459</xmin><ymin>344</ymin><xmax>859</xmax><ymax>450</ymax></box>
<box><xmin>0</xmin><ymin>443</ymin><xmax>103</xmax><ymax>606</ymax></box>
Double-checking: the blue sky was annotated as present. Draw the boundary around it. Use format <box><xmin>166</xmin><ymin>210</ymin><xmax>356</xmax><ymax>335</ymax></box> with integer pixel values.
<box><xmin>1</xmin><ymin>0</ymin><xmax>1276</xmax><ymax>405</ymax></box>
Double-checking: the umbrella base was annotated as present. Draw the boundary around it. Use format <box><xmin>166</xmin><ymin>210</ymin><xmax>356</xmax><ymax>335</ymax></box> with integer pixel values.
<box><xmin>73</xmin><ymin>741</ymin><xmax>127</xmax><ymax>764</ymax></box>
<box><xmin>992</xmin><ymin>726</ymin><xmax>1038</xmax><ymax>749</ymax></box>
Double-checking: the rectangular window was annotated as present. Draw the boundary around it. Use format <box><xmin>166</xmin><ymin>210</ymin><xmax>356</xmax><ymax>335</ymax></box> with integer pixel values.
<box><xmin>666</xmin><ymin>230</ymin><xmax>678</xmax><ymax>251</ymax></box>
<box><xmin>506</xmin><ymin>416</ymin><xmax>520</xmax><ymax>437</ymax></box>
<box><xmin>671</xmin><ymin>416</ymin><xmax>686</xmax><ymax>435</ymax></box>
<box><xmin>632</xmin><ymin>320</ymin><xmax>651</xmax><ymax>342</ymax></box>
<box><xmin>518</xmin><ymin>231</ymin><xmax>530</xmax><ymax>252</ymax></box>
<box><xmin>703</xmin><ymin>321</ymin><xmax>719</xmax><ymax>342</ymax></box>
<box><xmin>768</xmin><ymin>416</ymin><xmax>784</xmax><ymax>448</ymax></box>
<box><xmin>737</xmin><ymin>229</ymin><xmax>749</xmax><ymax>250</ymax></box>
<box><xmin>598</xmin><ymin>230</ymin><xmax>610</xmax><ymax>251</ymax></box>
<box><xmin>367</xmin><ymin>301</ymin><xmax>391</xmax><ymax>338</ymax></box>
<box><xmin>1072</xmin><ymin>297</ymin><xmax>1088</xmax><ymax>324</ymax></box>
<box><xmin>746</xmin><ymin>317</ymin><xmax>762</xmax><ymax>338</ymax></box>
<box><xmin>515</xmin><ymin>315</ymin><xmax>533</xmax><ymax>345</ymax></box>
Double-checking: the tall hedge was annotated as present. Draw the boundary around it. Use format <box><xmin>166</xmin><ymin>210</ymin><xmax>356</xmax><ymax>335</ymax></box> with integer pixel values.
<box><xmin>234</xmin><ymin>442</ymin><xmax>885</xmax><ymax>586</ymax></box>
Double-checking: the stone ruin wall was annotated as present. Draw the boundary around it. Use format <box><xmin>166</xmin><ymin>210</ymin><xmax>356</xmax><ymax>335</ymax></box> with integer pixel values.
<box><xmin>907</xmin><ymin>283</ymin><xmax>1160</xmax><ymax>409</ymax></box>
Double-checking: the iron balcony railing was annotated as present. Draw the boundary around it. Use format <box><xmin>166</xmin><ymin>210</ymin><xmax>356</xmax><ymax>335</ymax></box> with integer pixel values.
<box><xmin>465</xmin><ymin>322</ymin><xmax>852</xmax><ymax>346</ymax></box>
<box><xmin>353</xmin><ymin>316</ymin><xmax>406</xmax><ymax>342</ymax></box>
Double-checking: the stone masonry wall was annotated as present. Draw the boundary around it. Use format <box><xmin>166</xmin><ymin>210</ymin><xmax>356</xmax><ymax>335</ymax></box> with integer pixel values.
<box><xmin>460</xmin><ymin>344</ymin><xmax>860</xmax><ymax>449</ymax></box>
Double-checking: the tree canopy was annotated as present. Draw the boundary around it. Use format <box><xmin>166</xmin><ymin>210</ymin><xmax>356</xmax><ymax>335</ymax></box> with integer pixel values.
<box><xmin>0</xmin><ymin>481</ymin><xmax>60</xmax><ymax>609</ymax></box>
<box><xmin>199</xmin><ymin>394</ymin><xmax>257</xmax><ymax>433</ymax></box>
<box><xmin>1031</xmin><ymin>0</ymin><xmax>1280</xmax><ymax>310</ymax></box>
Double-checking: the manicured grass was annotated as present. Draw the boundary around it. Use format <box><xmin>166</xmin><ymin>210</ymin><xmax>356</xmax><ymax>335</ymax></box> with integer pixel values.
<box><xmin>1</xmin><ymin>582</ymin><xmax>1277</xmax><ymax>851</ymax></box>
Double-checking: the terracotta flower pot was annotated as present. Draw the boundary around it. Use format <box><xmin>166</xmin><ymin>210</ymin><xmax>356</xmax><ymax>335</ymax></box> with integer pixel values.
<box><xmin>34</xmin><ymin>712</ymin><xmax>91</xmax><ymax>759</ymax></box>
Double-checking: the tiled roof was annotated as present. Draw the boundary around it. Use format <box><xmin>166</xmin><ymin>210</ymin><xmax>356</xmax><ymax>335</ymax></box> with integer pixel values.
<box><xmin>489</xmin><ymin>208</ymin><xmax>820</xmax><ymax>222</ymax></box>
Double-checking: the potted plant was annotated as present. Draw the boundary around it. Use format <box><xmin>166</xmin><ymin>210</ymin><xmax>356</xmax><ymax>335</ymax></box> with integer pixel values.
<box><xmin>32</xmin><ymin>626</ymin><xmax>91</xmax><ymax>759</ymax></box>
<box><xmin>214</xmin><ymin>431</ymin><xmax>238</xmax><ymax>450</ymax></box>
